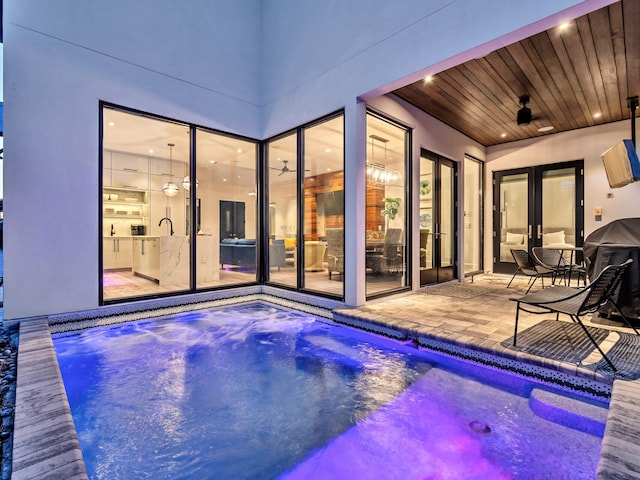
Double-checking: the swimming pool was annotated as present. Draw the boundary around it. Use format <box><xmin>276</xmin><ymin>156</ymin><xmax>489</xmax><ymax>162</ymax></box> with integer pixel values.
<box><xmin>54</xmin><ymin>303</ymin><xmax>605</xmax><ymax>479</ymax></box>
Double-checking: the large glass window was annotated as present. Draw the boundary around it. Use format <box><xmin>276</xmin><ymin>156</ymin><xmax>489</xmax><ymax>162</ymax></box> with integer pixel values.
<box><xmin>267</xmin><ymin>133</ymin><xmax>298</xmax><ymax>288</ymax></box>
<box><xmin>303</xmin><ymin>116</ymin><xmax>344</xmax><ymax>296</ymax></box>
<box><xmin>101</xmin><ymin>106</ymin><xmax>258</xmax><ymax>302</ymax></box>
<box><xmin>463</xmin><ymin>156</ymin><xmax>483</xmax><ymax>275</ymax></box>
<box><xmin>102</xmin><ymin>108</ymin><xmax>191</xmax><ymax>301</ymax></box>
<box><xmin>266</xmin><ymin>113</ymin><xmax>344</xmax><ymax>298</ymax></box>
<box><xmin>195</xmin><ymin>129</ymin><xmax>258</xmax><ymax>288</ymax></box>
<box><xmin>365</xmin><ymin>112</ymin><xmax>409</xmax><ymax>297</ymax></box>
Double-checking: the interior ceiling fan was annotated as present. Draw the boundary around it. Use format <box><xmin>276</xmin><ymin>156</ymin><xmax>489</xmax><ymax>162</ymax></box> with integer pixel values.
<box><xmin>270</xmin><ymin>160</ymin><xmax>309</xmax><ymax>176</ymax></box>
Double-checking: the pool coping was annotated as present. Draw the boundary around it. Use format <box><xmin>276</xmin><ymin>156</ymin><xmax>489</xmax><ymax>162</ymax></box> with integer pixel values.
<box><xmin>10</xmin><ymin>295</ymin><xmax>640</xmax><ymax>479</ymax></box>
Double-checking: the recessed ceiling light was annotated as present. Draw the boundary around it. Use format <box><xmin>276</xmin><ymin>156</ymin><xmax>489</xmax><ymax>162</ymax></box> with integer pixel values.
<box><xmin>237</xmin><ymin>149</ymin><xmax>242</xmax><ymax>153</ymax></box>
<box><xmin>593</xmin><ymin>112</ymin><xmax>602</xmax><ymax>119</ymax></box>
<box><xmin>325</xmin><ymin>148</ymin><xmax>331</xmax><ymax>153</ymax></box>
<box><xmin>538</xmin><ymin>126</ymin><xmax>554</xmax><ymax>132</ymax></box>
<box><xmin>209</xmin><ymin>160</ymin><xmax>217</xmax><ymax>164</ymax></box>
<box><xmin>558</xmin><ymin>22</ymin><xmax>570</xmax><ymax>31</ymax></box>
<box><xmin>148</xmin><ymin>149</ymin><xmax>154</xmax><ymax>154</ymax></box>
<box><xmin>107</xmin><ymin>122</ymin><xmax>115</xmax><ymax>127</ymax></box>
<box><xmin>500</xmin><ymin>133</ymin><xmax>507</xmax><ymax>138</ymax></box>
<box><xmin>424</xmin><ymin>75</ymin><xmax>433</xmax><ymax>83</ymax></box>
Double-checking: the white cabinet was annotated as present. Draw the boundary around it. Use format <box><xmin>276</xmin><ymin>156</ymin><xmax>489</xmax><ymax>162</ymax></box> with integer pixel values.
<box><xmin>103</xmin><ymin>238</ymin><xmax>133</xmax><ymax>270</ymax></box>
<box><xmin>103</xmin><ymin>151</ymin><xmax>149</xmax><ymax>190</ymax></box>
<box><xmin>132</xmin><ymin>237</ymin><xmax>160</xmax><ymax>281</ymax></box>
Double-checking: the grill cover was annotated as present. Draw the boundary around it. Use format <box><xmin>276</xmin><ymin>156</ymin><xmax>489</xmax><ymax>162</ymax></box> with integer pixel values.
<box><xmin>584</xmin><ymin>218</ymin><xmax>640</xmax><ymax>320</ymax></box>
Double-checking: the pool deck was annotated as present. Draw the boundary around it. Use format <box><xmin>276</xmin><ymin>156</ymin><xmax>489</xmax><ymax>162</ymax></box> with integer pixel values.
<box><xmin>10</xmin><ymin>275</ymin><xmax>640</xmax><ymax>479</ymax></box>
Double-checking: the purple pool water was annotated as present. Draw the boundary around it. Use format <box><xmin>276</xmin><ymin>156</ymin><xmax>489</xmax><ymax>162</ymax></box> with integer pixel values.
<box><xmin>54</xmin><ymin>303</ymin><xmax>603</xmax><ymax>479</ymax></box>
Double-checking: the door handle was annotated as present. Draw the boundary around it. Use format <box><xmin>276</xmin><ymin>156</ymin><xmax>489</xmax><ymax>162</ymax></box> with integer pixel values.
<box><xmin>528</xmin><ymin>225</ymin><xmax>532</xmax><ymax>240</ymax></box>
<box><xmin>537</xmin><ymin>225</ymin><xmax>542</xmax><ymax>240</ymax></box>
<box><xmin>142</xmin><ymin>239</ymin><xmax>145</xmax><ymax>256</ymax></box>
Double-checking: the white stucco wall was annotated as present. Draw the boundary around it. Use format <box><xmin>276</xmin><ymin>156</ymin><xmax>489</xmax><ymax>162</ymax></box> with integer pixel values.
<box><xmin>4</xmin><ymin>1</ymin><xmax>261</xmax><ymax>318</ymax></box>
<box><xmin>3</xmin><ymin>0</ymin><xmax>615</xmax><ymax>317</ymax></box>
<box><xmin>484</xmin><ymin>120</ymin><xmax>640</xmax><ymax>272</ymax></box>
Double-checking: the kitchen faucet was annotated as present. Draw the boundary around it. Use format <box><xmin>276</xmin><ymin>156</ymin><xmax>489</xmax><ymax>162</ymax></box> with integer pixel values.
<box><xmin>158</xmin><ymin>217</ymin><xmax>174</xmax><ymax>236</ymax></box>
<box><xmin>110</xmin><ymin>224</ymin><xmax>115</xmax><ymax>236</ymax></box>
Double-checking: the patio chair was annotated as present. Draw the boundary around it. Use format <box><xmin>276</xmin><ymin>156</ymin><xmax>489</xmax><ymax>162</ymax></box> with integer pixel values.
<box><xmin>325</xmin><ymin>228</ymin><xmax>344</xmax><ymax>279</ymax></box>
<box><xmin>511</xmin><ymin>258</ymin><xmax>638</xmax><ymax>372</ymax></box>
<box><xmin>531</xmin><ymin>246</ymin><xmax>569</xmax><ymax>285</ymax></box>
<box><xmin>506</xmin><ymin>249</ymin><xmax>555</xmax><ymax>293</ymax></box>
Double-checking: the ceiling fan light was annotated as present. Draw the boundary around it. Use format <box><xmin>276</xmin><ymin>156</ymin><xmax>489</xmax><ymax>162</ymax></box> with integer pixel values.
<box><xmin>517</xmin><ymin>106</ymin><xmax>532</xmax><ymax>126</ymax></box>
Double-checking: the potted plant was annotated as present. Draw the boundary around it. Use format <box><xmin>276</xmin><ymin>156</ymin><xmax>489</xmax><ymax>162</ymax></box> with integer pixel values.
<box><xmin>380</xmin><ymin>197</ymin><xmax>401</xmax><ymax>230</ymax></box>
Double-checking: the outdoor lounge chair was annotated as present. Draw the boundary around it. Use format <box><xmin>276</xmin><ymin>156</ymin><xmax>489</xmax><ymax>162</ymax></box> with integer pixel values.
<box><xmin>506</xmin><ymin>249</ymin><xmax>555</xmax><ymax>293</ymax></box>
<box><xmin>531</xmin><ymin>246</ymin><xmax>569</xmax><ymax>285</ymax></box>
<box><xmin>511</xmin><ymin>258</ymin><xmax>639</xmax><ymax>372</ymax></box>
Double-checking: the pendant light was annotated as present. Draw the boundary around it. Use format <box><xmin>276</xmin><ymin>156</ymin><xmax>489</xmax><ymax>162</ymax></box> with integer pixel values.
<box><xmin>163</xmin><ymin>143</ymin><xmax>179</xmax><ymax>197</ymax></box>
<box><xmin>182</xmin><ymin>176</ymin><xmax>199</xmax><ymax>191</ymax></box>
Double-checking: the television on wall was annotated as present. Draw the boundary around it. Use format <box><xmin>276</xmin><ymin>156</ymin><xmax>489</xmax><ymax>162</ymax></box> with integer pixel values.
<box><xmin>601</xmin><ymin>139</ymin><xmax>640</xmax><ymax>188</ymax></box>
<box><xmin>322</xmin><ymin>190</ymin><xmax>344</xmax><ymax>216</ymax></box>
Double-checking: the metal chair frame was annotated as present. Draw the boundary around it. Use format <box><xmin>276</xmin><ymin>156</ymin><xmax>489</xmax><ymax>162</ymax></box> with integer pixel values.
<box><xmin>511</xmin><ymin>258</ymin><xmax>638</xmax><ymax>372</ymax></box>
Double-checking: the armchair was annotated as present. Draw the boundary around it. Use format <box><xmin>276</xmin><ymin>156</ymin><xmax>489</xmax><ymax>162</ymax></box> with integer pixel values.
<box><xmin>325</xmin><ymin>228</ymin><xmax>344</xmax><ymax>279</ymax></box>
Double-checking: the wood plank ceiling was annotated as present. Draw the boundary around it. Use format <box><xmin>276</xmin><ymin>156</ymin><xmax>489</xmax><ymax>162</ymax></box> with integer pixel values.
<box><xmin>393</xmin><ymin>0</ymin><xmax>639</xmax><ymax>147</ymax></box>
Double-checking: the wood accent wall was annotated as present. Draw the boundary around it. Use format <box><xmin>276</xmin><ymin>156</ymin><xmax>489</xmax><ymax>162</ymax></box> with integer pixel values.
<box><xmin>304</xmin><ymin>171</ymin><xmax>344</xmax><ymax>240</ymax></box>
<box><xmin>366</xmin><ymin>182</ymin><xmax>386</xmax><ymax>232</ymax></box>
<box><xmin>302</xmin><ymin>172</ymin><xmax>387</xmax><ymax>239</ymax></box>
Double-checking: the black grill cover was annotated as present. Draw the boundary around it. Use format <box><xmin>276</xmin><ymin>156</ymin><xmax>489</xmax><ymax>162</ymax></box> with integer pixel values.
<box><xmin>584</xmin><ymin>218</ymin><xmax>640</xmax><ymax>320</ymax></box>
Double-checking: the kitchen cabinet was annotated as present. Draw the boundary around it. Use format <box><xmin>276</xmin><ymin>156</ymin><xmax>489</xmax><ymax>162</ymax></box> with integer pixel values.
<box><xmin>103</xmin><ymin>187</ymin><xmax>148</xmax><ymax>220</ymax></box>
<box><xmin>132</xmin><ymin>237</ymin><xmax>160</xmax><ymax>281</ymax></box>
<box><xmin>103</xmin><ymin>151</ymin><xmax>149</xmax><ymax>190</ymax></box>
<box><xmin>103</xmin><ymin>237</ymin><xmax>133</xmax><ymax>270</ymax></box>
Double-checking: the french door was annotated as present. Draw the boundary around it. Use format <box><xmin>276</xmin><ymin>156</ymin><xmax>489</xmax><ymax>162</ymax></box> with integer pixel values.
<box><xmin>420</xmin><ymin>150</ymin><xmax>457</xmax><ymax>285</ymax></box>
<box><xmin>493</xmin><ymin>161</ymin><xmax>584</xmax><ymax>273</ymax></box>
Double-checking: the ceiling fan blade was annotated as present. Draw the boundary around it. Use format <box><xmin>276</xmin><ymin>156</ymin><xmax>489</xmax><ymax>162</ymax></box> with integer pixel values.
<box><xmin>278</xmin><ymin>170</ymin><xmax>285</xmax><ymax>176</ymax></box>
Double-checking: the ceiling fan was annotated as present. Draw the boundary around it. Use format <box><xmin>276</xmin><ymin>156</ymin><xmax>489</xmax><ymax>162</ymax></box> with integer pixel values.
<box><xmin>270</xmin><ymin>160</ymin><xmax>309</xmax><ymax>176</ymax></box>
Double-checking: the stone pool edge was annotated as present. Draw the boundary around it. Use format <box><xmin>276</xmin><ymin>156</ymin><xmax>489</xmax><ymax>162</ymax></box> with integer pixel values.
<box><xmin>12</xmin><ymin>318</ymin><xmax>87</xmax><ymax>480</ymax></box>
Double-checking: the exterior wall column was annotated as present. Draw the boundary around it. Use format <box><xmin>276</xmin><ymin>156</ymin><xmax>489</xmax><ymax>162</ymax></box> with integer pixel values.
<box><xmin>344</xmin><ymin>100</ymin><xmax>367</xmax><ymax>306</ymax></box>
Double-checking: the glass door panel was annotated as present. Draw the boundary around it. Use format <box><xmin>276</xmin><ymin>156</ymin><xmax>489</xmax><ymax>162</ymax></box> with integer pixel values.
<box><xmin>463</xmin><ymin>157</ymin><xmax>483</xmax><ymax>275</ymax></box>
<box><xmin>420</xmin><ymin>151</ymin><xmax>457</xmax><ymax>285</ymax></box>
<box><xmin>302</xmin><ymin>115</ymin><xmax>344</xmax><ymax>297</ymax></box>
<box><xmin>494</xmin><ymin>171</ymin><xmax>532</xmax><ymax>272</ymax></box>
<box><xmin>195</xmin><ymin>129</ymin><xmax>258</xmax><ymax>288</ymax></box>
<box><xmin>440</xmin><ymin>162</ymin><xmax>454</xmax><ymax>270</ymax></box>
<box><xmin>539</xmin><ymin>167</ymin><xmax>576</xmax><ymax>250</ymax></box>
<box><xmin>267</xmin><ymin>133</ymin><xmax>298</xmax><ymax>288</ymax></box>
<box><xmin>102</xmin><ymin>107</ymin><xmax>191</xmax><ymax>301</ymax></box>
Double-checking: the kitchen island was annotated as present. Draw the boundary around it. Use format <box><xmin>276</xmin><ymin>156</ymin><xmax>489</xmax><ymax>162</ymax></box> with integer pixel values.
<box><xmin>132</xmin><ymin>235</ymin><xmax>218</xmax><ymax>286</ymax></box>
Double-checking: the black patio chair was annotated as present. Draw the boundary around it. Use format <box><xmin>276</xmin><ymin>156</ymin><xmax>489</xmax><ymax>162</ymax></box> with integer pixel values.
<box><xmin>531</xmin><ymin>246</ymin><xmax>570</xmax><ymax>285</ymax></box>
<box><xmin>511</xmin><ymin>258</ymin><xmax>638</xmax><ymax>372</ymax></box>
<box><xmin>506</xmin><ymin>249</ymin><xmax>556</xmax><ymax>293</ymax></box>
